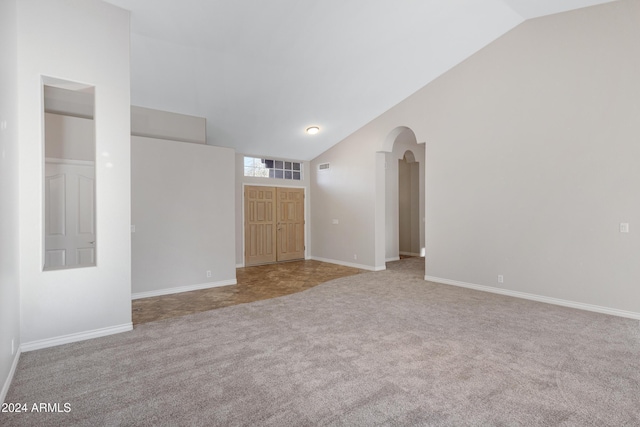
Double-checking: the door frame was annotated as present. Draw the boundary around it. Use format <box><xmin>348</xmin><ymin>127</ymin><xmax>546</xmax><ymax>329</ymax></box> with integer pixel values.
<box><xmin>241</xmin><ymin>182</ymin><xmax>309</xmax><ymax>267</ymax></box>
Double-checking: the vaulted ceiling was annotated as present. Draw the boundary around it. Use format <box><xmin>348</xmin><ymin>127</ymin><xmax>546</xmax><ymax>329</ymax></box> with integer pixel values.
<box><xmin>104</xmin><ymin>0</ymin><xmax>615</xmax><ymax>160</ymax></box>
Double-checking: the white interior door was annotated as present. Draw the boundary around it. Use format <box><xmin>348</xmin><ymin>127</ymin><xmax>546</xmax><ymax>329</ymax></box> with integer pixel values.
<box><xmin>44</xmin><ymin>160</ymin><xmax>96</xmax><ymax>269</ymax></box>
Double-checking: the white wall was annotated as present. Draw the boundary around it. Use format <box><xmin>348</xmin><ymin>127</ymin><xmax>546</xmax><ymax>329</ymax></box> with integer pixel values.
<box><xmin>311</xmin><ymin>0</ymin><xmax>640</xmax><ymax>316</ymax></box>
<box><xmin>235</xmin><ymin>153</ymin><xmax>311</xmax><ymax>267</ymax></box>
<box><xmin>310</xmin><ymin>138</ymin><xmax>379</xmax><ymax>270</ymax></box>
<box><xmin>422</xmin><ymin>0</ymin><xmax>640</xmax><ymax>316</ymax></box>
<box><xmin>0</xmin><ymin>0</ymin><xmax>21</xmax><ymax>402</ymax></box>
<box><xmin>131</xmin><ymin>136</ymin><xmax>236</xmax><ymax>297</ymax></box>
<box><xmin>44</xmin><ymin>113</ymin><xmax>95</xmax><ymax>161</ymax></box>
<box><xmin>17</xmin><ymin>0</ymin><xmax>132</xmax><ymax>349</ymax></box>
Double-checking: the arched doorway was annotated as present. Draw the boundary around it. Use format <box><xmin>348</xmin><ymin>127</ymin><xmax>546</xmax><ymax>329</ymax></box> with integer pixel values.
<box><xmin>379</xmin><ymin>127</ymin><xmax>424</xmax><ymax>265</ymax></box>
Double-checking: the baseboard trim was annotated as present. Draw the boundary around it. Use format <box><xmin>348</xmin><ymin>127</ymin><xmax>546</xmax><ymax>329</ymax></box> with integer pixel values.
<box><xmin>310</xmin><ymin>256</ymin><xmax>385</xmax><ymax>272</ymax></box>
<box><xmin>399</xmin><ymin>252</ymin><xmax>421</xmax><ymax>257</ymax></box>
<box><xmin>1</xmin><ymin>347</ymin><xmax>21</xmax><ymax>403</ymax></box>
<box><xmin>21</xmin><ymin>323</ymin><xmax>133</xmax><ymax>353</ymax></box>
<box><xmin>132</xmin><ymin>279</ymin><xmax>237</xmax><ymax>300</ymax></box>
<box><xmin>425</xmin><ymin>276</ymin><xmax>640</xmax><ymax>321</ymax></box>
<box><xmin>235</xmin><ymin>263</ymin><xmax>244</xmax><ymax>269</ymax></box>
<box><xmin>386</xmin><ymin>257</ymin><xmax>400</xmax><ymax>262</ymax></box>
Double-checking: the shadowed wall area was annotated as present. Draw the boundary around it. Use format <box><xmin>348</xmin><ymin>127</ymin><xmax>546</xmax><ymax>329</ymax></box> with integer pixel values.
<box><xmin>3</xmin><ymin>258</ymin><xmax>639</xmax><ymax>426</ymax></box>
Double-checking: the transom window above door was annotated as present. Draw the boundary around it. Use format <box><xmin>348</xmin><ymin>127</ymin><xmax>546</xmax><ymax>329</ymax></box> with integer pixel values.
<box><xmin>244</xmin><ymin>156</ymin><xmax>302</xmax><ymax>180</ymax></box>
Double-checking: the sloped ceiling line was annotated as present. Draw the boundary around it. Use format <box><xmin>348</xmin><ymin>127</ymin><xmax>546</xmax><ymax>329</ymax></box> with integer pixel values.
<box><xmin>104</xmin><ymin>0</ymin><xmax>615</xmax><ymax>161</ymax></box>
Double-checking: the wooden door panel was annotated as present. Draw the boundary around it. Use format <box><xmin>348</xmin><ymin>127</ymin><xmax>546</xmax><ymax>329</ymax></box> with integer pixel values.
<box><xmin>276</xmin><ymin>187</ymin><xmax>305</xmax><ymax>262</ymax></box>
<box><xmin>279</xmin><ymin>223</ymin><xmax>304</xmax><ymax>254</ymax></box>
<box><xmin>247</xmin><ymin>224</ymin><xmax>275</xmax><ymax>256</ymax></box>
<box><xmin>245</xmin><ymin>186</ymin><xmax>277</xmax><ymax>266</ymax></box>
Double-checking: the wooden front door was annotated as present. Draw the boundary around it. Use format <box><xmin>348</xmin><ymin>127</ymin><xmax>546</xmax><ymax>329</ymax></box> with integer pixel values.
<box><xmin>244</xmin><ymin>186</ymin><xmax>304</xmax><ymax>266</ymax></box>
<box><xmin>276</xmin><ymin>187</ymin><xmax>305</xmax><ymax>262</ymax></box>
<box><xmin>245</xmin><ymin>186</ymin><xmax>277</xmax><ymax>266</ymax></box>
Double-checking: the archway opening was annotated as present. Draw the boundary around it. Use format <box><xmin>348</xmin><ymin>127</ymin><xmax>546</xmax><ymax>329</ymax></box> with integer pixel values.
<box><xmin>398</xmin><ymin>151</ymin><xmax>420</xmax><ymax>257</ymax></box>
<box><xmin>379</xmin><ymin>127</ymin><xmax>425</xmax><ymax>267</ymax></box>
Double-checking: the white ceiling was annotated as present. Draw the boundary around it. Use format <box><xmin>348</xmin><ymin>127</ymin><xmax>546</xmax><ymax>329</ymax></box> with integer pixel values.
<box><xmin>104</xmin><ymin>0</ymin><xmax>615</xmax><ymax>161</ymax></box>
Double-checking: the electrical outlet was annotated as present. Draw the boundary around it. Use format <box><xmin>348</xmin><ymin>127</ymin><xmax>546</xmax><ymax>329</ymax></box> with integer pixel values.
<box><xmin>353</xmin><ymin>254</ymin><xmax>357</xmax><ymax>260</ymax></box>
<box><xmin>206</xmin><ymin>270</ymin><xmax>212</xmax><ymax>278</ymax></box>
<box><xmin>620</xmin><ymin>223</ymin><xmax>630</xmax><ymax>233</ymax></box>
<box><xmin>497</xmin><ymin>275</ymin><xmax>504</xmax><ymax>284</ymax></box>
<box><xmin>11</xmin><ymin>338</ymin><xmax>15</xmax><ymax>355</ymax></box>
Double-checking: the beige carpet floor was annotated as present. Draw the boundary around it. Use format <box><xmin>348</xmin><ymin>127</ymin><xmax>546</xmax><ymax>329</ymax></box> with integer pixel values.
<box><xmin>3</xmin><ymin>258</ymin><xmax>639</xmax><ymax>426</ymax></box>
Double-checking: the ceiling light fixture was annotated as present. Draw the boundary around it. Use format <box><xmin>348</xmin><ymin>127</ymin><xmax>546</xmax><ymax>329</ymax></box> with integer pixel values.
<box><xmin>306</xmin><ymin>126</ymin><xmax>320</xmax><ymax>135</ymax></box>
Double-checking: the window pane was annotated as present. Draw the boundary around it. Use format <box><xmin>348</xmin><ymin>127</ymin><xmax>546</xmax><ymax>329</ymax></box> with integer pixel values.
<box><xmin>244</xmin><ymin>157</ymin><xmax>303</xmax><ymax>180</ymax></box>
<box><xmin>255</xmin><ymin>162</ymin><xmax>266</xmax><ymax>172</ymax></box>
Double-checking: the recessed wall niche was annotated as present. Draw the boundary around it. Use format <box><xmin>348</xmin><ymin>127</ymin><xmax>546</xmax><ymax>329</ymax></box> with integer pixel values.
<box><xmin>42</xmin><ymin>77</ymin><xmax>96</xmax><ymax>270</ymax></box>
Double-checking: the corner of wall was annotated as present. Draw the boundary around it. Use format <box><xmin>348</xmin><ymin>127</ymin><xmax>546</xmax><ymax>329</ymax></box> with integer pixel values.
<box><xmin>0</xmin><ymin>0</ymin><xmax>21</xmax><ymax>405</ymax></box>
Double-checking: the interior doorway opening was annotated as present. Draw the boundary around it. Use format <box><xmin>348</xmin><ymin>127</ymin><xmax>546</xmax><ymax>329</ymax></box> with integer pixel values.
<box><xmin>379</xmin><ymin>126</ymin><xmax>425</xmax><ymax>268</ymax></box>
<box><xmin>398</xmin><ymin>151</ymin><xmax>421</xmax><ymax>257</ymax></box>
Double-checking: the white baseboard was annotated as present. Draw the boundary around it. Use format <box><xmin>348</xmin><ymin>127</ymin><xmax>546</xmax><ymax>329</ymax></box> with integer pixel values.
<box><xmin>425</xmin><ymin>276</ymin><xmax>640</xmax><ymax>321</ymax></box>
<box><xmin>399</xmin><ymin>252</ymin><xmax>421</xmax><ymax>257</ymax></box>
<box><xmin>235</xmin><ymin>263</ymin><xmax>244</xmax><ymax>269</ymax></box>
<box><xmin>132</xmin><ymin>279</ymin><xmax>237</xmax><ymax>300</ymax></box>
<box><xmin>386</xmin><ymin>257</ymin><xmax>400</xmax><ymax>262</ymax></box>
<box><xmin>21</xmin><ymin>323</ymin><xmax>133</xmax><ymax>353</ymax></box>
<box><xmin>1</xmin><ymin>347</ymin><xmax>21</xmax><ymax>403</ymax></box>
<box><xmin>310</xmin><ymin>256</ymin><xmax>385</xmax><ymax>272</ymax></box>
